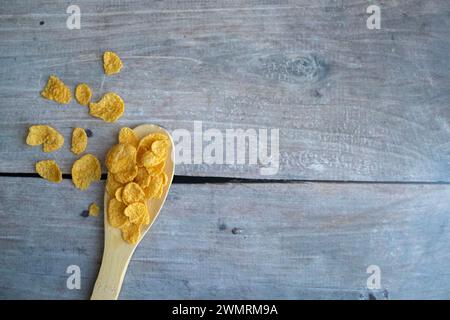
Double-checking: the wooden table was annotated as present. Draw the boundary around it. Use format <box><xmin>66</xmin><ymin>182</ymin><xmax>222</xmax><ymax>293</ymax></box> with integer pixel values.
<box><xmin>1</xmin><ymin>0</ymin><xmax>449</xmax><ymax>299</ymax></box>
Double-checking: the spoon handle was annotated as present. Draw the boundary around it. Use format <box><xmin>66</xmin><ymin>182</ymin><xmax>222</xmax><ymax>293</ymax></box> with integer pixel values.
<box><xmin>91</xmin><ymin>236</ymin><xmax>134</xmax><ymax>300</ymax></box>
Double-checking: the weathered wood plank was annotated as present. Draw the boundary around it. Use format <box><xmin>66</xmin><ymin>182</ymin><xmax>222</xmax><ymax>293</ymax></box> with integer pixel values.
<box><xmin>0</xmin><ymin>0</ymin><xmax>450</xmax><ymax>181</ymax></box>
<box><xmin>1</xmin><ymin>176</ymin><xmax>449</xmax><ymax>299</ymax></box>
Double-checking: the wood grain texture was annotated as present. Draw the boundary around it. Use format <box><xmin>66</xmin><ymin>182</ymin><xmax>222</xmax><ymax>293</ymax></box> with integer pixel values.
<box><xmin>0</xmin><ymin>0</ymin><xmax>450</xmax><ymax>181</ymax></box>
<box><xmin>1</xmin><ymin>176</ymin><xmax>449</xmax><ymax>299</ymax></box>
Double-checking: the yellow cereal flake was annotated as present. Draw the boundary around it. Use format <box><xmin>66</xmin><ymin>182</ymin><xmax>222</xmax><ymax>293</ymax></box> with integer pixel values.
<box><xmin>137</xmin><ymin>133</ymin><xmax>169</xmax><ymax>167</ymax></box>
<box><xmin>89</xmin><ymin>92</ymin><xmax>124</xmax><ymax>123</ymax></box>
<box><xmin>145</xmin><ymin>161</ymin><xmax>165</xmax><ymax>176</ymax></box>
<box><xmin>141</xmin><ymin>150</ymin><xmax>165</xmax><ymax>167</ymax></box>
<box><xmin>71</xmin><ymin>154</ymin><xmax>101</xmax><ymax>190</ymax></box>
<box><xmin>35</xmin><ymin>160</ymin><xmax>62</xmax><ymax>183</ymax></box>
<box><xmin>122</xmin><ymin>182</ymin><xmax>145</xmax><ymax>205</ymax></box>
<box><xmin>103</xmin><ymin>51</ymin><xmax>123</xmax><ymax>75</ymax></box>
<box><xmin>26</xmin><ymin>125</ymin><xmax>64</xmax><ymax>153</ymax></box>
<box><xmin>138</xmin><ymin>133</ymin><xmax>169</xmax><ymax>149</ymax></box>
<box><xmin>105</xmin><ymin>143</ymin><xmax>137</xmax><ymax>174</ymax></box>
<box><xmin>134</xmin><ymin>167</ymin><xmax>151</xmax><ymax>188</ymax></box>
<box><xmin>161</xmin><ymin>171</ymin><xmax>169</xmax><ymax>186</ymax></box>
<box><xmin>143</xmin><ymin>175</ymin><xmax>164</xmax><ymax>199</ymax></box>
<box><xmin>75</xmin><ymin>83</ymin><xmax>92</xmax><ymax>106</ymax></box>
<box><xmin>106</xmin><ymin>174</ymin><xmax>123</xmax><ymax>197</ymax></box>
<box><xmin>71</xmin><ymin>128</ymin><xmax>88</xmax><ymax>155</ymax></box>
<box><xmin>108</xmin><ymin>198</ymin><xmax>128</xmax><ymax>228</ymax></box>
<box><xmin>89</xmin><ymin>202</ymin><xmax>100</xmax><ymax>217</ymax></box>
<box><xmin>41</xmin><ymin>75</ymin><xmax>72</xmax><ymax>104</ymax></box>
<box><xmin>120</xmin><ymin>222</ymin><xmax>141</xmax><ymax>245</ymax></box>
<box><xmin>124</xmin><ymin>202</ymin><xmax>148</xmax><ymax>225</ymax></box>
<box><xmin>114</xmin><ymin>165</ymin><xmax>138</xmax><ymax>184</ymax></box>
<box><xmin>151</xmin><ymin>139</ymin><xmax>169</xmax><ymax>156</ymax></box>
<box><xmin>115</xmin><ymin>187</ymin><xmax>124</xmax><ymax>202</ymax></box>
<box><xmin>118</xmin><ymin>127</ymin><xmax>139</xmax><ymax>148</ymax></box>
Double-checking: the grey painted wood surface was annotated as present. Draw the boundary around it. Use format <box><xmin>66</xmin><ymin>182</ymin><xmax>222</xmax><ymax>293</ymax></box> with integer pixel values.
<box><xmin>1</xmin><ymin>177</ymin><xmax>449</xmax><ymax>299</ymax></box>
<box><xmin>1</xmin><ymin>0</ymin><xmax>450</xmax><ymax>181</ymax></box>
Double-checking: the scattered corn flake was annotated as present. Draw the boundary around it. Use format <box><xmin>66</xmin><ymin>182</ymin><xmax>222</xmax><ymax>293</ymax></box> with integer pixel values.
<box><xmin>124</xmin><ymin>202</ymin><xmax>148</xmax><ymax>225</ymax></box>
<box><xmin>114</xmin><ymin>165</ymin><xmax>138</xmax><ymax>184</ymax></box>
<box><xmin>106</xmin><ymin>174</ymin><xmax>123</xmax><ymax>197</ymax></box>
<box><xmin>134</xmin><ymin>167</ymin><xmax>151</xmax><ymax>188</ymax></box>
<box><xmin>122</xmin><ymin>182</ymin><xmax>145</xmax><ymax>205</ymax></box>
<box><xmin>89</xmin><ymin>202</ymin><xmax>100</xmax><ymax>217</ymax></box>
<box><xmin>108</xmin><ymin>198</ymin><xmax>128</xmax><ymax>228</ymax></box>
<box><xmin>89</xmin><ymin>92</ymin><xmax>124</xmax><ymax>122</ymax></box>
<box><xmin>103</xmin><ymin>51</ymin><xmax>123</xmax><ymax>76</ymax></box>
<box><xmin>35</xmin><ymin>160</ymin><xmax>62</xmax><ymax>183</ymax></box>
<box><xmin>42</xmin><ymin>130</ymin><xmax>64</xmax><ymax>153</ymax></box>
<box><xmin>26</xmin><ymin>125</ymin><xmax>47</xmax><ymax>145</ymax></box>
<box><xmin>118</xmin><ymin>127</ymin><xmax>139</xmax><ymax>148</ymax></box>
<box><xmin>75</xmin><ymin>83</ymin><xmax>92</xmax><ymax>106</ymax></box>
<box><xmin>26</xmin><ymin>125</ymin><xmax>64</xmax><ymax>153</ymax></box>
<box><xmin>105</xmin><ymin>143</ymin><xmax>137</xmax><ymax>174</ymax></box>
<box><xmin>120</xmin><ymin>222</ymin><xmax>140</xmax><ymax>245</ymax></box>
<box><xmin>115</xmin><ymin>187</ymin><xmax>123</xmax><ymax>202</ymax></box>
<box><xmin>71</xmin><ymin>154</ymin><xmax>101</xmax><ymax>190</ymax></box>
<box><xmin>41</xmin><ymin>75</ymin><xmax>72</xmax><ymax>104</ymax></box>
<box><xmin>71</xmin><ymin>127</ymin><xmax>88</xmax><ymax>155</ymax></box>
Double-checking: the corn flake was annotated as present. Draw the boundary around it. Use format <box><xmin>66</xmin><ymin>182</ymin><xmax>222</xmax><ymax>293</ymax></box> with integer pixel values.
<box><xmin>141</xmin><ymin>150</ymin><xmax>165</xmax><ymax>167</ymax></box>
<box><xmin>106</xmin><ymin>174</ymin><xmax>123</xmax><ymax>197</ymax></box>
<box><xmin>75</xmin><ymin>83</ymin><xmax>92</xmax><ymax>106</ymax></box>
<box><xmin>72</xmin><ymin>154</ymin><xmax>101</xmax><ymax>190</ymax></box>
<box><xmin>124</xmin><ymin>202</ymin><xmax>148</xmax><ymax>225</ymax></box>
<box><xmin>26</xmin><ymin>125</ymin><xmax>64</xmax><ymax>153</ymax></box>
<box><xmin>89</xmin><ymin>92</ymin><xmax>124</xmax><ymax>123</ymax></box>
<box><xmin>143</xmin><ymin>175</ymin><xmax>164</xmax><ymax>199</ymax></box>
<box><xmin>108</xmin><ymin>198</ymin><xmax>128</xmax><ymax>228</ymax></box>
<box><xmin>103</xmin><ymin>51</ymin><xmax>123</xmax><ymax>76</ymax></box>
<box><xmin>151</xmin><ymin>139</ymin><xmax>169</xmax><ymax>156</ymax></box>
<box><xmin>115</xmin><ymin>187</ymin><xmax>124</xmax><ymax>202</ymax></box>
<box><xmin>161</xmin><ymin>171</ymin><xmax>169</xmax><ymax>186</ymax></box>
<box><xmin>114</xmin><ymin>165</ymin><xmax>138</xmax><ymax>184</ymax></box>
<box><xmin>120</xmin><ymin>222</ymin><xmax>141</xmax><ymax>245</ymax></box>
<box><xmin>71</xmin><ymin>128</ymin><xmax>88</xmax><ymax>155</ymax></box>
<box><xmin>137</xmin><ymin>133</ymin><xmax>169</xmax><ymax>167</ymax></box>
<box><xmin>35</xmin><ymin>160</ymin><xmax>62</xmax><ymax>183</ymax></box>
<box><xmin>105</xmin><ymin>143</ymin><xmax>137</xmax><ymax>173</ymax></box>
<box><xmin>145</xmin><ymin>161</ymin><xmax>165</xmax><ymax>176</ymax></box>
<box><xmin>134</xmin><ymin>167</ymin><xmax>151</xmax><ymax>188</ymax></box>
<box><xmin>118</xmin><ymin>127</ymin><xmax>139</xmax><ymax>148</ymax></box>
<box><xmin>122</xmin><ymin>182</ymin><xmax>145</xmax><ymax>205</ymax></box>
<box><xmin>89</xmin><ymin>202</ymin><xmax>100</xmax><ymax>217</ymax></box>
<box><xmin>41</xmin><ymin>75</ymin><xmax>72</xmax><ymax>104</ymax></box>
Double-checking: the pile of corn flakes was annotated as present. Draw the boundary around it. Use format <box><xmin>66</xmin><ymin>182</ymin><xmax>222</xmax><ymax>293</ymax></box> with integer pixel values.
<box><xmin>27</xmin><ymin>51</ymin><xmax>126</xmax><ymax>217</ymax></box>
<box><xmin>106</xmin><ymin>128</ymin><xmax>170</xmax><ymax>244</ymax></box>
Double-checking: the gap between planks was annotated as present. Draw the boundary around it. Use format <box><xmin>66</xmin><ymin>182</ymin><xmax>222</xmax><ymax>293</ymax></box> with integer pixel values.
<box><xmin>0</xmin><ymin>172</ymin><xmax>450</xmax><ymax>185</ymax></box>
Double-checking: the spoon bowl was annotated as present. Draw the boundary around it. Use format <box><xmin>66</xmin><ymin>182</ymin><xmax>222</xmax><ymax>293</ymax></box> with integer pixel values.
<box><xmin>91</xmin><ymin>124</ymin><xmax>174</xmax><ymax>300</ymax></box>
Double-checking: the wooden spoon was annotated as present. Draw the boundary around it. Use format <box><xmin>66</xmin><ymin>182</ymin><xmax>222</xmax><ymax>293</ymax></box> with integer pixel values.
<box><xmin>91</xmin><ymin>124</ymin><xmax>175</xmax><ymax>300</ymax></box>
